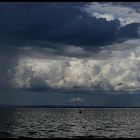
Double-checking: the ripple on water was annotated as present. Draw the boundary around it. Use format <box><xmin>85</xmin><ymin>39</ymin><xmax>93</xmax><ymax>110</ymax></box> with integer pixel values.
<box><xmin>0</xmin><ymin>108</ymin><xmax>140</xmax><ymax>138</ymax></box>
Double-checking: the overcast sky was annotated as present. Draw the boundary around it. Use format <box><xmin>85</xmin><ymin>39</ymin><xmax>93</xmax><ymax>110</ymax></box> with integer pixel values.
<box><xmin>0</xmin><ymin>2</ymin><xmax>140</xmax><ymax>106</ymax></box>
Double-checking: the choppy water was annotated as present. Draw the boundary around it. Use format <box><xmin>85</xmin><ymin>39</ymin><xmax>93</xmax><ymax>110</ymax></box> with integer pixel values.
<box><xmin>0</xmin><ymin>108</ymin><xmax>140</xmax><ymax>138</ymax></box>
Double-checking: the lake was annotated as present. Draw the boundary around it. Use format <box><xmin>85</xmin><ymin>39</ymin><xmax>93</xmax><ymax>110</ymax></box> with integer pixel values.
<box><xmin>0</xmin><ymin>108</ymin><xmax>140</xmax><ymax>138</ymax></box>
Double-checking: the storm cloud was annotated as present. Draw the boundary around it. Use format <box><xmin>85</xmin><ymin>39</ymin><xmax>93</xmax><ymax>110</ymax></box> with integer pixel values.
<box><xmin>0</xmin><ymin>2</ymin><xmax>139</xmax><ymax>48</ymax></box>
<box><xmin>0</xmin><ymin>2</ymin><xmax>140</xmax><ymax>95</ymax></box>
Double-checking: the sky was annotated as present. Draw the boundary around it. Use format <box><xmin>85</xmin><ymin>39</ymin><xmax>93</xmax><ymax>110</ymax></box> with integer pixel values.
<box><xmin>1</xmin><ymin>2</ymin><xmax>140</xmax><ymax>106</ymax></box>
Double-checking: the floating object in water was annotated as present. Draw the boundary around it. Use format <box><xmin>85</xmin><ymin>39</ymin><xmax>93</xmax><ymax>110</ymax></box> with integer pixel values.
<box><xmin>79</xmin><ymin>110</ymin><xmax>82</xmax><ymax>114</ymax></box>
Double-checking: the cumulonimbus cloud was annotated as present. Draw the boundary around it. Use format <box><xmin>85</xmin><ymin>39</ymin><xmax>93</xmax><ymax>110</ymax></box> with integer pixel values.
<box><xmin>11</xmin><ymin>39</ymin><xmax>140</xmax><ymax>92</ymax></box>
<box><xmin>68</xmin><ymin>97</ymin><xmax>84</xmax><ymax>103</ymax></box>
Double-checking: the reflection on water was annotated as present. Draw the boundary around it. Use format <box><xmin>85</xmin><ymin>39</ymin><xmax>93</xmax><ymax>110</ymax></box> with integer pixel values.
<box><xmin>0</xmin><ymin>108</ymin><xmax>140</xmax><ymax>138</ymax></box>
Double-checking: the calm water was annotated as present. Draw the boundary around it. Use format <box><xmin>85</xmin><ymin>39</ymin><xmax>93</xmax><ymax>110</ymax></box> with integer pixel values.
<box><xmin>0</xmin><ymin>108</ymin><xmax>140</xmax><ymax>138</ymax></box>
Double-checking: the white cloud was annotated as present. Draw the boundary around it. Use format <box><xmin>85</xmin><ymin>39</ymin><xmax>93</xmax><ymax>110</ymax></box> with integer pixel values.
<box><xmin>68</xmin><ymin>97</ymin><xmax>84</xmax><ymax>103</ymax></box>
<box><xmin>63</xmin><ymin>45</ymin><xmax>86</xmax><ymax>55</ymax></box>
<box><xmin>83</xmin><ymin>2</ymin><xmax>140</xmax><ymax>26</ymax></box>
<box><xmin>11</xmin><ymin>39</ymin><xmax>140</xmax><ymax>92</ymax></box>
<box><xmin>93</xmin><ymin>12</ymin><xmax>115</xmax><ymax>21</ymax></box>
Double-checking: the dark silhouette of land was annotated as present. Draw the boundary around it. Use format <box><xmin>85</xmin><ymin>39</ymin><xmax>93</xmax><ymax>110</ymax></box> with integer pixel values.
<box><xmin>1</xmin><ymin>104</ymin><xmax>140</xmax><ymax>108</ymax></box>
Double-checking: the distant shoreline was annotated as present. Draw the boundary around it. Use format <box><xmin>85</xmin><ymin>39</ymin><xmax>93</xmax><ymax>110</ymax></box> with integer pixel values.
<box><xmin>1</xmin><ymin>105</ymin><xmax>140</xmax><ymax>109</ymax></box>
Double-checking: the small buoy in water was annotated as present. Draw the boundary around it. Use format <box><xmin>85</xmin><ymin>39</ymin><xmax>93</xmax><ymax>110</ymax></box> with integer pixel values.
<box><xmin>79</xmin><ymin>110</ymin><xmax>82</xmax><ymax>114</ymax></box>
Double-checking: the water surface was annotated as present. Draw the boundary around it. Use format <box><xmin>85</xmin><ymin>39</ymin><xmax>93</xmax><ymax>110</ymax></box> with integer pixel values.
<box><xmin>0</xmin><ymin>108</ymin><xmax>140</xmax><ymax>138</ymax></box>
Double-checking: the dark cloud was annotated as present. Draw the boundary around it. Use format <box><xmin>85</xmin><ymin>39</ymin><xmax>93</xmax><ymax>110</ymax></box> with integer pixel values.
<box><xmin>0</xmin><ymin>2</ymin><xmax>139</xmax><ymax>91</ymax></box>
<box><xmin>120</xmin><ymin>23</ymin><xmax>140</xmax><ymax>39</ymax></box>
<box><xmin>0</xmin><ymin>2</ymin><xmax>139</xmax><ymax>50</ymax></box>
<box><xmin>0</xmin><ymin>2</ymin><xmax>140</xmax><ymax>106</ymax></box>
